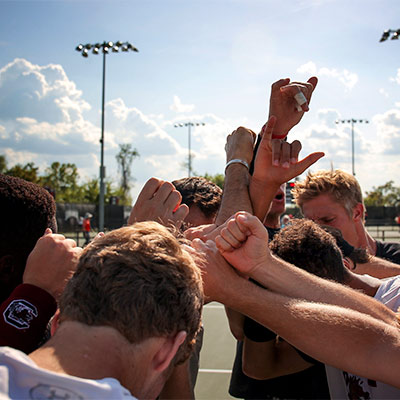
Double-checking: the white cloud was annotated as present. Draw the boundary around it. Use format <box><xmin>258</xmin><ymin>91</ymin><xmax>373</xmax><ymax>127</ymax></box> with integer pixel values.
<box><xmin>379</xmin><ymin>88</ymin><xmax>389</xmax><ymax>98</ymax></box>
<box><xmin>297</xmin><ymin>61</ymin><xmax>358</xmax><ymax>90</ymax></box>
<box><xmin>169</xmin><ymin>95</ymin><xmax>195</xmax><ymax>113</ymax></box>
<box><xmin>390</xmin><ymin>68</ymin><xmax>400</xmax><ymax>85</ymax></box>
<box><xmin>372</xmin><ymin>108</ymin><xmax>400</xmax><ymax>155</ymax></box>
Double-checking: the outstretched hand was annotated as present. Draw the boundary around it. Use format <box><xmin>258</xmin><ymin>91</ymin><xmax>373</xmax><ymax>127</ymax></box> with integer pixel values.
<box><xmin>252</xmin><ymin>116</ymin><xmax>324</xmax><ymax>188</ymax></box>
<box><xmin>128</xmin><ymin>177</ymin><xmax>189</xmax><ymax>229</ymax></box>
<box><xmin>268</xmin><ymin>77</ymin><xmax>318</xmax><ymax>139</ymax></box>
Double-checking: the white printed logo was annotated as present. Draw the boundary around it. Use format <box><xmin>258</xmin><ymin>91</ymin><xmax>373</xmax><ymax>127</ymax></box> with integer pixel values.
<box><xmin>3</xmin><ymin>299</ymin><xmax>38</xmax><ymax>329</ymax></box>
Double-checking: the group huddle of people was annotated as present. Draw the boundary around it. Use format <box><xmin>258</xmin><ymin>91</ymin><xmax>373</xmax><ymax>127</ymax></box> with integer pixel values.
<box><xmin>1</xmin><ymin>76</ymin><xmax>400</xmax><ymax>400</ymax></box>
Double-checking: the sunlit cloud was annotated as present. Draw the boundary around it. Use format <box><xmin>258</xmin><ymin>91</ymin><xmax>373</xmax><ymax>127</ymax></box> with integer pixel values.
<box><xmin>297</xmin><ymin>61</ymin><xmax>358</xmax><ymax>90</ymax></box>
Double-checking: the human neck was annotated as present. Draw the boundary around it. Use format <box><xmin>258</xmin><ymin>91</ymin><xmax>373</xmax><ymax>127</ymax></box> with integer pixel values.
<box><xmin>264</xmin><ymin>213</ymin><xmax>281</xmax><ymax>229</ymax></box>
<box><xmin>345</xmin><ymin>271</ymin><xmax>381</xmax><ymax>297</ymax></box>
<box><xmin>354</xmin><ymin>221</ymin><xmax>377</xmax><ymax>255</ymax></box>
<box><xmin>29</xmin><ymin>322</ymin><xmax>132</xmax><ymax>388</ymax></box>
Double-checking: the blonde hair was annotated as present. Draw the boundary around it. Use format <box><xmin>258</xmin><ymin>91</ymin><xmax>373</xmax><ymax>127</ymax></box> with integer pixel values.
<box><xmin>293</xmin><ymin>169</ymin><xmax>364</xmax><ymax>217</ymax></box>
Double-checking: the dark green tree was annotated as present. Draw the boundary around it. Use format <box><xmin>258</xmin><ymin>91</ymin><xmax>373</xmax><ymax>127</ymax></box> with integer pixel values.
<box><xmin>40</xmin><ymin>162</ymin><xmax>83</xmax><ymax>202</ymax></box>
<box><xmin>202</xmin><ymin>172</ymin><xmax>224</xmax><ymax>190</ymax></box>
<box><xmin>0</xmin><ymin>155</ymin><xmax>7</xmax><ymax>174</ymax></box>
<box><xmin>364</xmin><ymin>181</ymin><xmax>400</xmax><ymax>207</ymax></box>
<box><xmin>7</xmin><ymin>162</ymin><xmax>40</xmax><ymax>183</ymax></box>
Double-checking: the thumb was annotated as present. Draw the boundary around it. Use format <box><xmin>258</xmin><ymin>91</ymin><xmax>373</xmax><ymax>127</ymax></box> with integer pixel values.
<box><xmin>44</xmin><ymin>228</ymin><xmax>52</xmax><ymax>236</ymax></box>
<box><xmin>294</xmin><ymin>152</ymin><xmax>325</xmax><ymax>176</ymax></box>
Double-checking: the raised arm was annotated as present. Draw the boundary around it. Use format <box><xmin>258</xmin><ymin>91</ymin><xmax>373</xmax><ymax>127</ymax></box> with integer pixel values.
<box><xmin>214</xmin><ymin>127</ymin><xmax>256</xmax><ymax>226</ymax></box>
<box><xmin>250</xmin><ymin>117</ymin><xmax>324</xmax><ymax>221</ymax></box>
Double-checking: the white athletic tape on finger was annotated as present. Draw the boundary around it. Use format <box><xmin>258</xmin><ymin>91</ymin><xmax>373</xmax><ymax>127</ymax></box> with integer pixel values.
<box><xmin>294</xmin><ymin>91</ymin><xmax>307</xmax><ymax>106</ymax></box>
<box><xmin>295</xmin><ymin>104</ymin><xmax>302</xmax><ymax>112</ymax></box>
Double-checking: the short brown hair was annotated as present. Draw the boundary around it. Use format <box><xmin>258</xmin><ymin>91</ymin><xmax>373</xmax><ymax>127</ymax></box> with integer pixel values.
<box><xmin>270</xmin><ymin>219</ymin><xmax>348</xmax><ymax>283</ymax></box>
<box><xmin>172</xmin><ymin>177</ymin><xmax>222</xmax><ymax>219</ymax></box>
<box><xmin>293</xmin><ymin>169</ymin><xmax>364</xmax><ymax>217</ymax></box>
<box><xmin>59</xmin><ymin>221</ymin><xmax>203</xmax><ymax>364</ymax></box>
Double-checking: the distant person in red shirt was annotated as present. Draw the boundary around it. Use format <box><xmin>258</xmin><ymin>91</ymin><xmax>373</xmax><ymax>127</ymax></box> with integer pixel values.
<box><xmin>83</xmin><ymin>213</ymin><xmax>92</xmax><ymax>245</ymax></box>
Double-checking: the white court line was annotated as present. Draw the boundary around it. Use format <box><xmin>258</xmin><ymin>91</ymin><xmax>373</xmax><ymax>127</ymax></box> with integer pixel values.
<box><xmin>199</xmin><ymin>368</ymin><xmax>232</xmax><ymax>374</ymax></box>
<box><xmin>204</xmin><ymin>304</ymin><xmax>224</xmax><ymax>309</ymax></box>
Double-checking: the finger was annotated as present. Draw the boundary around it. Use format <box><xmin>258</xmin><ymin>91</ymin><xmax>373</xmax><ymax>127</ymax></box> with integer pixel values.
<box><xmin>93</xmin><ymin>232</ymin><xmax>105</xmax><ymax>241</ymax></box>
<box><xmin>260</xmin><ymin>115</ymin><xmax>277</xmax><ymax>141</ymax></box>
<box><xmin>191</xmin><ymin>237</ymin><xmax>207</xmax><ymax>253</ymax></box>
<box><xmin>235</xmin><ymin>212</ymin><xmax>268</xmax><ymax>241</ymax></box>
<box><xmin>215</xmin><ymin>234</ymin><xmax>236</xmax><ymax>253</ymax></box>
<box><xmin>156</xmin><ymin>181</ymin><xmax>175</xmax><ymax>203</ymax></box>
<box><xmin>281</xmin><ymin>85</ymin><xmax>309</xmax><ymax>112</ymax></box>
<box><xmin>44</xmin><ymin>228</ymin><xmax>52</xmax><ymax>236</ymax></box>
<box><xmin>290</xmin><ymin>140</ymin><xmax>302</xmax><ymax>164</ymax></box>
<box><xmin>226</xmin><ymin>217</ymin><xmax>248</xmax><ymax>241</ymax></box>
<box><xmin>165</xmin><ymin>189</ymin><xmax>182</xmax><ymax>212</ymax></box>
<box><xmin>293</xmin><ymin>152</ymin><xmax>325</xmax><ymax>176</ymax></box>
<box><xmin>137</xmin><ymin>177</ymin><xmax>163</xmax><ymax>202</ymax></box>
<box><xmin>280</xmin><ymin>141</ymin><xmax>291</xmax><ymax>168</ymax></box>
<box><xmin>64</xmin><ymin>238</ymin><xmax>78</xmax><ymax>248</ymax></box>
<box><xmin>271</xmin><ymin>78</ymin><xmax>290</xmax><ymax>92</ymax></box>
<box><xmin>220</xmin><ymin>226</ymin><xmax>243</xmax><ymax>249</ymax></box>
<box><xmin>172</xmin><ymin>204</ymin><xmax>189</xmax><ymax>223</ymax></box>
<box><xmin>271</xmin><ymin>139</ymin><xmax>282</xmax><ymax>166</ymax></box>
<box><xmin>307</xmin><ymin>76</ymin><xmax>318</xmax><ymax>93</ymax></box>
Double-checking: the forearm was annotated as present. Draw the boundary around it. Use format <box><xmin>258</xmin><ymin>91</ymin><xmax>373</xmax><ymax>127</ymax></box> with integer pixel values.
<box><xmin>224</xmin><ymin>279</ymin><xmax>400</xmax><ymax>388</ymax></box>
<box><xmin>215</xmin><ymin>164</ymin><xmax>252</xmax><ymax>226</ymax></box>
<box><xmin>250</xmin><ymin>255</ymin><xmax>398</xmax><ymax>325</ymax></box>
<box><xmin>353</xmin><ymin>256</ymin><xmax>400</xmax><ymax>278</ymax></box>
<box><xmin>249</xmin><ymin>177</ymin><xmax>280</xmax><ymax>221</ymax></box>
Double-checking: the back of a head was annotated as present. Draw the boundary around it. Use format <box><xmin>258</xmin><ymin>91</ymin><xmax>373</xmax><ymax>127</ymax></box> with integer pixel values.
<box><xmin>59</xmin><ymin>221</ymin><xmax>203</xmax><ymax>365</ymax></box>
<box><xmin>292</xmin><ymin>169</ymin><xmax>363</xmax><ymax>216</ymax></box>
<box><xmin>0</xmin><ymin>174</ymin><xmax>56</xmax><ymax>300</ymax></box>
<box><xmin>172</xmin><ymin>177</ymin><xmax>222</xmax><ymax>220</ymax></box>
<box><xmin>270</xmin><ymin>219</ymin><xmax>347</xmax><ymax>283</ymax></box>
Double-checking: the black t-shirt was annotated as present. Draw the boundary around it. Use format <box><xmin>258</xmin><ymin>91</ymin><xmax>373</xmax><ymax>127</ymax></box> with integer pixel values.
<box><xmin>229</xmin><ymin>341</ymin><xmax>330</xmax><ymax>400</ymax></box>
<box><xmin>229</xmin><ymin>226</ymin><xmax>330</xmax><ymax>399</ymax></box>
<box><xmin>375</xmin><ymin>240</ymin><xmax>400</xmax><ymax>265</ymax></box>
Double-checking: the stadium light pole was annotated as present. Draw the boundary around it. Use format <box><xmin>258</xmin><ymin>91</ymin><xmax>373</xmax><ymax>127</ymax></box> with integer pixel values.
<box><xmin>75</xmin><ymin>41</ymin><xmax>138</xmax><ymax>231</ymax></box>
<box><xmin>379</xmin><ymin>29</ymin><xmax>400</xmax><ymax>42</ymax></box>
<box><xmin>335</xmin><ymin>119</ymin><xmax>369</xmax><ymax>176</ymax></box>
<box><xmin>174</xmin><ymin>122</ymin><xmax>206</xmax><ymax>177</ymax></box>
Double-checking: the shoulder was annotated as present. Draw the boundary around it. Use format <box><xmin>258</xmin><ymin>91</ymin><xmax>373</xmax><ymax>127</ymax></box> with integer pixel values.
<box><xmin>375</xmin><ymin>241</ymin><xmax>400</xmax><ymax>265</ymax></box>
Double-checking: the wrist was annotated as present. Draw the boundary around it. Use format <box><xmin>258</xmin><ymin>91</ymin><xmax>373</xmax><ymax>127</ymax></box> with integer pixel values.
<box><xmin>225</xmin><ymin>159</ymin><xmax>250</xmax><ymax>173</ymax></box>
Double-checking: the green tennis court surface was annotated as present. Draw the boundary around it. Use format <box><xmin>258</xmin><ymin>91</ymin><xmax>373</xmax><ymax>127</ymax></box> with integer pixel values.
<box><xmin>195</xmin><ymin>303</ymin><xmax>237</xmax><ymax>399</ymax></box>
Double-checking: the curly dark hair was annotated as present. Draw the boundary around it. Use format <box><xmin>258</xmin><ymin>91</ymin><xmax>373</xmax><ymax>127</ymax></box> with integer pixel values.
<box><xmin>0</xmin><ymin>174</ymin><xmax>56</xmax><ymax>301</ymax></box>
<box><xmin>172</xmin><ymin>176</ymin><xmax>222</xmax><ymax>219</ymax></box>
<box><xmin>320</xmin><ymin>225</ymin><xmax>371</xmax><ymax>265</ymax></box>
<box><xmin>270</xmin><ymin>219</ymin><xmax>348</xmax><ymax>283</ymax></box>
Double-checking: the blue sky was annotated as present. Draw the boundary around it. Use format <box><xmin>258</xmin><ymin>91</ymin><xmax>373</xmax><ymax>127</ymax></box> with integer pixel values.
<box><xmin>1</xmin><ymin>0</ymin><xmax>399</xmax><ymax>200</ymax></box>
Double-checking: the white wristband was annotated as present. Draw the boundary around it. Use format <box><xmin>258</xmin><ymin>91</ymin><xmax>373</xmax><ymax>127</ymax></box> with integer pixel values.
<box><xmin>225</xmin><ymin>158</ymin><xmax>250</xmax><ymax>173</ymax></box>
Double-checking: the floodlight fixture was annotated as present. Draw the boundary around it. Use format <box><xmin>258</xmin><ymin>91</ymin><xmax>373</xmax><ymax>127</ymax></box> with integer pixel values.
<box><xmin>75</xmin><ymin>40</ymin><xmax>139</xmax><ymax>231</ymax></box>
<box><xmin>379</xmin><ymin>29</ymin><xmax>400</xmax><ymax>42</ymax></box>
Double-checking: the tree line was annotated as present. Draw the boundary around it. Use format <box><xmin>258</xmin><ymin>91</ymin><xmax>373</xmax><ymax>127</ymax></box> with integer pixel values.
<box><xmin>1</xmin><ymin>148</ymin><xmax>397</xmax><ymax>207</ymax></box>
<box><xmin>0</xmin><ymin>144</ymin><xmax>139</xmax><ymax>206</ymax></box>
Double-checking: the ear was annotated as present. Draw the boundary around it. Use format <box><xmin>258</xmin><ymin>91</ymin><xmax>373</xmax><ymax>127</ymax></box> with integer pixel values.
<box><xmin>352</xmin><ymin>203</ymin><xmax>364</xmax><ymax>222</ymax></box>
<box><xmin>50</xmin><ymin>309</ymin><xmax>61</xmax><ymax>336</ymax></box>
<box><xmin>152</xmin><ymin>331</ymin><xmax>187</xmax><ymax>373</ymax></box>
